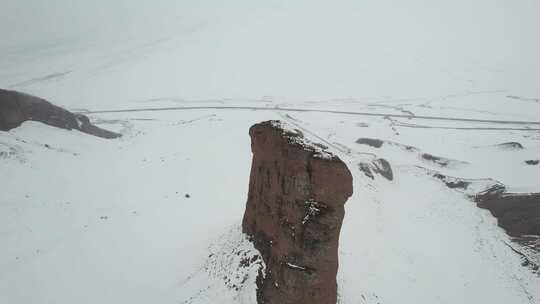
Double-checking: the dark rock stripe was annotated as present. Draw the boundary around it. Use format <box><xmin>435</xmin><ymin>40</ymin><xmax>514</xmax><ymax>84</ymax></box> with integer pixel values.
<box><xmin>0</xmin><ymin>89</ymin><xmax>120</xmax><ymax>139</ymax></box>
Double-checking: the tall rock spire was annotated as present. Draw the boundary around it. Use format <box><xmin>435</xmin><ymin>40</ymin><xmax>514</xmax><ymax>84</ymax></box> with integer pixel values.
<box><xmin>242</xmin><ymin>120</ymin><xmax>353</xmax><ymax>304</ymax></box>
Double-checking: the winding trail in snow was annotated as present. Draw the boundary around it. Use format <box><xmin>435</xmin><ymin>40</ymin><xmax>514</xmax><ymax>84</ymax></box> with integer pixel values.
<box><xmin>78</xmin><ymin>105</ymin><xmax>540</xmax><ymax>127</ymax></box>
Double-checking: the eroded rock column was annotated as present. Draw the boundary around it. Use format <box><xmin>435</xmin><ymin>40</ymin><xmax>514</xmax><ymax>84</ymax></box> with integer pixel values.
<box><xmin>242</xmin><ymin>120</ymin><xmax>353</xmax><ymax>304</ymax></box>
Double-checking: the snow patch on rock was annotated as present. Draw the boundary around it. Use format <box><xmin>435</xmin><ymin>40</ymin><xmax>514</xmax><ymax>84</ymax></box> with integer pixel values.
<box><xmin>270</xmin><ymin>120</ymin><xmax>336</xmax><ymax>160</ymax></box>
<box><xmin>184</xmin><ymin>225</ymin><xmax>265</xmax><ymax>304</ymax></box>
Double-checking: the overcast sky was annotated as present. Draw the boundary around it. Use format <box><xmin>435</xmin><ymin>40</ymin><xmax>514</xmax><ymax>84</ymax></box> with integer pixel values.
<box><xmin>0</xmin><ymin>0</ymin><xmax>215</xmax><ymax>48</ymax></box>
<box><xmin>3</xmin><ymin>0</ymin><xmax>539</xmax><ymax>50</ymax></box>
<box><xmin>1</xmin><ymin>0</ymin><xmax>539</xmax><ymax>104</ymax></box>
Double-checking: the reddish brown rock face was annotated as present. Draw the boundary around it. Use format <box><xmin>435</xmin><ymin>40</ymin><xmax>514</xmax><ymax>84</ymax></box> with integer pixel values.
<box><xmin>242</xmin><ymin>120</ymin><xmax>353</xmax><ymax>304</ymax></box>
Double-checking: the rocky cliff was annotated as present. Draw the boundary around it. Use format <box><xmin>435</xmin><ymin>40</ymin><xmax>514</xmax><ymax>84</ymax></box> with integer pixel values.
<box><xmin>0</xmin><ymin>89</ymin><xmax>120</xmax><ymax>139</ymax></box>
<box><xmin>242</xmin><ymin>120</ymin><xmax>353</xmax><ymax>304</ymax></box>
<box><xmin>476</xmin><ymin>189</ymin><xmax>540</xmax><ymax>273</ymax></box>
<box><xmin>477</xmin><ymin>192</ymin><xmax>540</xmax><ymax>237</ymax></box>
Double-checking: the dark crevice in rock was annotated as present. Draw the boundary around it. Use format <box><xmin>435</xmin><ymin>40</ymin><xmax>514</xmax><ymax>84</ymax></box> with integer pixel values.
<box><xmin>525</xmin><ymin>160</ymin><xmax>539</xmax><ymax>165</ymax></box>
<box><xmin>0</xmin><ymin>89</ymin><xmax>120</xmax><ymax>139</ymax></box>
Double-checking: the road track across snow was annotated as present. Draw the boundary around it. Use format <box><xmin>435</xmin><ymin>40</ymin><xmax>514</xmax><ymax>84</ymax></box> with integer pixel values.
<box><xmin>78</xmin><ymin>105</ymin><xmax>540</xmax><ymax>129</ymax></box>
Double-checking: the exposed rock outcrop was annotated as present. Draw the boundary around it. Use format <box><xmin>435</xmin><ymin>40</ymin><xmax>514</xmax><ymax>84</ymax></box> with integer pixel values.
<box><xmin>358</xmin><ymin>158</ymin><xmax>393</xmax><ymax>181</ymax></box>
<box><xmin>356</xmin><ymin>137</ymin><xmax>384</xmax><ymax>148</ymax></box>
<box><xmin>355</xmin><ymin>137</ymin><xmax>417</xmax><ymax>152</ymax></box>
<box><xmin>475</xmin><ymin>189</ymin><xmax>540</xmax><ymax>273</ymax></box>
<box><xmin>0</xmin><ymin>89</ymin><xmax>120</xmax><ymax>139</ymax></box>
<box><xmin>420</xmin><ymin>153</ymin><xmax>469</xmax><ymax>168</ymax></box>
<box><xmin>476</xmin><ymin>191</ymin><xmax>540</xmax><ymax>237</ymax></box>
<box><xmin>242</xmin><ymin>120</ymin><xmax>353</xmax><ymax>304</ymax></box>
<box><xmin>432</xmin><ymin>172</ymin><xmax>471</xmax><ymax>189</ymax></box>
<box><xmin>493</xmin><ymin>142</ymin><xmax>524</xmax><ymax>150</ymax></box>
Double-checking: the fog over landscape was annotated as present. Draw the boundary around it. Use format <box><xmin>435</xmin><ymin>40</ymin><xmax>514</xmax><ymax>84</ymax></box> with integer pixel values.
<box><xmin>2</xmin><ymin>1</ymin><xmax>539</xmax><ymax>106</ymax></box>
<box><xmin>1</xmin><ymin>1</ymin><xmax>539</xmax><ymax>304</ymax></box>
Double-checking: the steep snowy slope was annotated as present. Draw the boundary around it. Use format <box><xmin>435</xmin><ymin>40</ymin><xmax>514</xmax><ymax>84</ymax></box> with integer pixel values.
<box><xmin>1</xmin><ymin>0</ymin><xmax>540</xmax><ymax>303</ymax></box>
